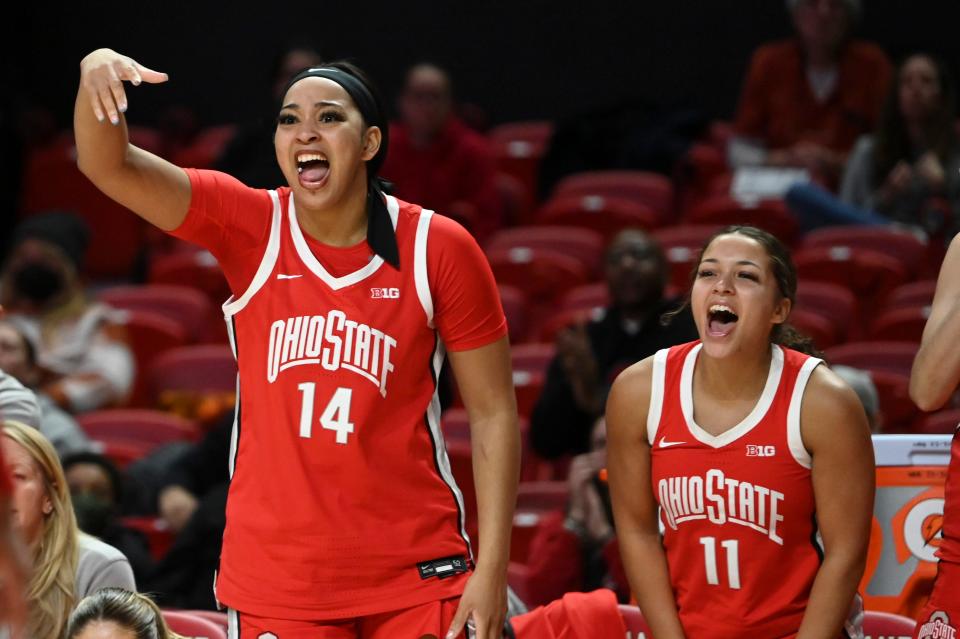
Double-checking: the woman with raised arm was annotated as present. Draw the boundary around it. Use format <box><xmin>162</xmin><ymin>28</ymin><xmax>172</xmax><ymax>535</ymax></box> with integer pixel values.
<box><xmin>75</xmin><ymin>49</ymin><xmax>519</xmax><ymax>639</ymax></box>
<box><xmin>607</xmin><ymin>225</ymin><xmax>875</xmax><ymax>638</ymax></box>
<box><xmin>909</xmin><ymin>232</ymin><xmax>960</xmax><ymax>637</ymax></box>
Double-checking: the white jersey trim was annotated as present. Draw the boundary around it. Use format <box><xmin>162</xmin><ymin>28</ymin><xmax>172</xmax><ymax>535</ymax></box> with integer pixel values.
<box><xmin>222</xmin><ymin>190</ymin><xmax>283</xmax><ymax>319</ymax></box>
<box><xmin>786</xmin><ymin>356</ymin><xmax>822</xmax><ymax>469</ymax></box>
<box><xmin>680</xmin><ymin>343</ymin><xmax>784</xmax><ymax>448</ymax></box>
<box><xmin>289</xmin><ymin>193</ymin><xmax>400</xmax><ymax>290</ymax></box>
<box><xmin>414</xmin><ymin>208</ymin><xmax>436</xmax><ymax>327</ymax></box>
<box><xmin>227</xmin><ymin>609</ymin><xmax>239</xmax><ymax>639</ymax></box>
<box><xmin>647</xmin><ymin>348</ymin><xmax>669</xmax><ymax>446</ymax></box>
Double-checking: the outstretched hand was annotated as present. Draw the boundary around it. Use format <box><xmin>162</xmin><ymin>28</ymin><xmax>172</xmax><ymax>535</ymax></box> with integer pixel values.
<box><xmin>79</xmin><ymin>48</ymin><xmax>168</xmax><ymax>125</ymax></box>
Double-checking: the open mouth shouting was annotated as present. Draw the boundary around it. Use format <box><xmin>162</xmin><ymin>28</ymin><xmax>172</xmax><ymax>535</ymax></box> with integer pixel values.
<box><xmin>296</xmin><ymin>151</ymin><xmax>330</xmax><ymax>189</ymax></box>
<box><xmin>707</xmin><ymin>304</ymin><xmax>739</xmax><ymax>338</ymax></box>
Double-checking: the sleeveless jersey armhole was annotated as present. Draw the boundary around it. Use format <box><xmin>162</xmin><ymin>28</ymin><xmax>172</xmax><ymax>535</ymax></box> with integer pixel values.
<box><xmin>414</xmin><ymin>207</ymin><xmax>436</xmax><ymax>327</ymax></box>
<box><xmin>647</xmin><ymin>348</ymin><xmax>670</xmax><ymax>446</ymax></box>
<box><xmin>787</xmin><ymin>357</ymin><xmax>823</xmax><ymax>469</ymax></box>
<box><xmin>222</xmin><ymin>189</ymin><xmax>283</xmax><ymax>322</ymax></box>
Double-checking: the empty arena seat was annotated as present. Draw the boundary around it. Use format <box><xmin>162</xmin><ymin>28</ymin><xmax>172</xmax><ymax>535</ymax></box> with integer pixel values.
<box><xmin>487</xmin><ymin>247</ymin><xmax>589</xmax><ymax>304</ymax></box>
<box><xmin>912</xmin><ymin>408</ymin><xmax>960</xmax><ymax>435</ymax></box>
<box><xmin>788</xmin><ymin>308</ymin><xmax>840</xmax><ymax>349</ymax></box>
<box><xmin>116</xmin><ymin>310</ymin><xmax>189</xmax><ymax>407</ymax></box>
<box><xmin>868</xmin><ymin>371</ymin><xmax>918</xmax><ymax>434</ymax></box>
<box><xmin>803</xmin><ymin>225</ymin><xmax>929</xmax><ymax>278</ymax></box>
<box><xmin>100</xmin><ymin>285</ymin><xmax>214</xmax><ymax>343</ymax></box>
<box><xmin>489</xmin><ymin>120</ymin><xmax>553</xmax><ymax>207</ymax></box>
<box><xmin>169</xmin><ymin>124</ymin><xmax>237</xmax><ymax>168</ymax></box>
<box><xmin>825</xmin><ymin>342</ymin><xmax>919</xmax><ymax>377</ymax></box>
<box><xmin>511</xmin><ymin>343</ymin><xmax>557</xmax><ymax>378</ymax></box>
<box><xmin>78</xmin><ymin>409</ymin><xmax>200</xmax><ymax>447</ymax></box>
<box><xmin>486</xmin><ymin>226</ymin><xmax>606</xmax><ymax>278</ymax></box>
<box><xmin>533</xmin><ymin>308</ymin><xmax>603</xmax><ymax>344</ymax></box>
<box><xmin>516</xmin><ymin>481</ymin><xmax>569</xmax><ymax>512</ymax></box>
<box><xmin>499</xmin><ymin>284</ymin><xmax>530</xmax><ymax>343</ymax></box>
<box><xmin>560</xmin><ymin>282</ymin><xmax>610</xmax><ymax>314</ymax></box>
<box><xmin>868</xmin><ymin>306</ymin><xmax>930</xmax><ymax>343</ymax></box>
<box><xmin>148</xmin><ymin>251</ymin><xmax>233</xmax><ymax>305</ymax></box>
<box><xmin>161</xmin><ymin>610</ymin><xmax>227</xmax><ymax>639</ymax></box>
<box><xmin>148</xmin><ymin>345</ymin><xmax>237</xmax><ymax>409</ymax></box>
<box><xmin>885</xmin><ymin>280</ymin><xmax>937</xmax><ymax>311</ymax></box>
<box><xmin>685</xmin><ymin>195</ymin><xmax>799</xmax><ymax>245</ymax></box>
<box><xmin>861</xmin><ymin>610</ymin><xmax>916</xmax><ymax>639</ymax></box>
<box><xmin>441</xmin><ymin>408</ymin><xmax>471</xmax><ymax>443</ymax></box>
<box><xmin>794</xmin><ymin>246</ymin><xmax>909</xmax><ymax>318</ymax></box>
<box><xmin>183</xmin><ymin>611</ymin><xmax>229</xmax><ymax>633</ymax></box>
<box><xmin>652</xmin><ymin>224</ymin><xmax>723</xmax><ymax>290</ymax></box>
<box><xmin>795</xmin><ymin>281</ymin><xmax>858</xmax><ymax>342</ymax></box>
<box><xmin>537</xmin><ymin>195</ymin><xmax>660</xmax><ymax>240</ymax></box>
<box><xmin>552</xmin><ymin>170</ymin><xmax>674</xmax><ymax>220</ymax></box>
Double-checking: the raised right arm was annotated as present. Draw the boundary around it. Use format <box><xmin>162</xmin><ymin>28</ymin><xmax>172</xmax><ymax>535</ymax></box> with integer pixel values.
<box><xmin>74</xmin><ymin>48</ymin><xmax>190</xmax><ymax>231</ymax></box>
<box><xmin>606</xmin><ymin>358</ymin><xmax>687</xmax><ymax>639</ymax></box>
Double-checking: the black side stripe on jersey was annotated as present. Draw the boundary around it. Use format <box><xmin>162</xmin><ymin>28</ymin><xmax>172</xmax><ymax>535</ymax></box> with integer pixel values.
<box><xmin>422</xmin><ymin>331</ymin><xmax>473</xmax><ymax>559</ymax></box>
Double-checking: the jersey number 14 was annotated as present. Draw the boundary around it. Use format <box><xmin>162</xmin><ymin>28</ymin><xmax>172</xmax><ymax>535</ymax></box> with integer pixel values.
<box><xmin>297</xmin><ymin>383</ymin><xmax>354</xmax><ymax>444</ymax></box>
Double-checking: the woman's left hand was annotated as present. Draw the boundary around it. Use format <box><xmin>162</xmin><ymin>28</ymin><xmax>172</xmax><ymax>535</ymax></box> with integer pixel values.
<box><xmin>446</xmin><ymin>565</ymin><xmax>507</xmax><ymax>639</ymax></box>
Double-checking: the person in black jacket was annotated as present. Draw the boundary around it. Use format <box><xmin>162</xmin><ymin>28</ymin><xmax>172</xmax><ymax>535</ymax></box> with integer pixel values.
<box><xmin>530</xmin><ymin>230</ymin><xmax>697</xmax><ymax>459</ymax></box>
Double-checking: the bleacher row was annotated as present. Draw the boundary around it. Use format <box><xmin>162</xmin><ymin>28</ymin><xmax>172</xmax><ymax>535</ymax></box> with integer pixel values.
<box><xmin>19</xmin><ymin>119</ymin><xmax>953</xmax><ymax>619</ymax></box>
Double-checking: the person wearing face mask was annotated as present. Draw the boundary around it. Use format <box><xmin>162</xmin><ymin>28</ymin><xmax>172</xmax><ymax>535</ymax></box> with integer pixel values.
<box><xmin>0</xmin><ymin>212</ymin><xmax>135</xmax><ymax>413</ymax></box>
<box><xmin>63</xmin><ymin>452</ymin><xmax>154</xmax><ymax>586</ymax></box>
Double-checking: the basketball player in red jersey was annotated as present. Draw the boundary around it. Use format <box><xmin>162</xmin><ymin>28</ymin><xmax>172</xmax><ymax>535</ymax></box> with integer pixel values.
<box><xmin>606</xmin><ymin>226</ymin><xmax>875</xmax><ymax>638</ymax></box>
<box><xmin>910</xmin><ymin>233</ymin><xmax>960</xmax><ymax>639</ymax></box>
<box><xmin>73</xmin><ymin>49</ymin><xmax>520</xmax><ymax>639</ymax></box>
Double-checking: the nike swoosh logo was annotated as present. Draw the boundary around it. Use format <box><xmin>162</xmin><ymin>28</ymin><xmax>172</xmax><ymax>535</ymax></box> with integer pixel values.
<box><xmin>276</xmin><ymin>274</ymin><xmax>303</xmax><ymax>280</ymax></box>
<box><xmin>658</xmin><ymin>437</ymin><xmax>685</xmax><ymax>448</ymax></box>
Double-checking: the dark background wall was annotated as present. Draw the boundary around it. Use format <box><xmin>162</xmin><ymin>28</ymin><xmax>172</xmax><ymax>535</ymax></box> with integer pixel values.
<box><xmin>8</xmin><ymin>0</ymin><xmax>959</xmax><ymax>129</ymax></box>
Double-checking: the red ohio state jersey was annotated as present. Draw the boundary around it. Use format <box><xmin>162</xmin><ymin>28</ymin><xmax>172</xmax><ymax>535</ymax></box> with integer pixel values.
<box><xmin>938</xmin><ymin>429</ymin><xmax>960</xmax><ymax>565</ymax></box>
<box><xmin>214</xmin><ymin>191</ymin><xmax>481</xmax><ymax>619</ymax></box>
<box><xmin>648</xmin><ymin>341</ymin><xmax>861</xmax><ymax>638</ymax></box>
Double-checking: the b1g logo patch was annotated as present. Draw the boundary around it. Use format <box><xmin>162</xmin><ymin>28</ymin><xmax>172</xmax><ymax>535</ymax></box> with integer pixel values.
<box><xmin>371</xmin><ymin>287</ymin><xmax>400</xmax><ymax>299</ymax></box>
<box><xmin>917</xmin><ymin>611</ymin><xmax>957</xmax><ymax>639</ymax></box>
<box><xmin>746</xmin><ymin>445</ymin><xmax>776</xmax><ymax>457</ymax></box>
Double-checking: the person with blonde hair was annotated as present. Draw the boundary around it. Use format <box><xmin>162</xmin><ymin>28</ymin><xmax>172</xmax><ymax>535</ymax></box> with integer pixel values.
<box><xmin>67</xmin><ymin>588</ymin><xmax>185</xmax><ymax>639</ymax></box>
<box><xmin>2</xmin><ymin>420</ymin><xmax>135</xmax><ymax>638</ymax></box>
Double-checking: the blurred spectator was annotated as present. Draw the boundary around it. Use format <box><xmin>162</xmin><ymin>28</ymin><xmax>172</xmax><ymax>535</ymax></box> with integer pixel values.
<box><xmin>1</xmin><ymin>212</ymin><xmax>134</xmax><ymax>412</ymax></box>
<box><xmin>530</xmin><ymin>230</ymin><xmax>697</xmax><ymax>459</ymax></box>
<box><xmin>730</xmin><ymin>0</ymin><xmax>891</xmax><ymax>183</ymax></box>
<box><xmin>0</xmin><ymin>320</ymin><xmax>92</xmax><ymax>457</ymax></box>
<box><xmin>67</xmin><ymin>588</ymin><xmax>186</xmax><ymax>639</ymax></box>
<box><xmin>214</xmin><ymin>43</ymin><xmax>323</xmax><ymax>188</ymax></box>
<box><xmin>382</xmin><ymin>63</ymin><xmax>503</xmax><ymax>240</ymax></box>
<box><xmin>143</xmin><ymin>411</ymin><xmax>231</xmax><ymax>608</ymax></box>
<box><xmin>840</xmin><ymin>53</ymin><xmax>960</xmax><ymax>237</ymax></box>
<box><xmin>0</xmin><ymin>367</ymin><xmax>39</xmax><ymax>430</ymax></box>
<box><xmin>2</xmin><ymin>420</ymin><xmax>134</xmax><ymax>638</ymax></box>
<box><xmin>832</xmin><ymin>364</ymin><xmax>881</xmax><ymax>432</ymax></box>
<box><xmin>63</xmin><ymin>452</ymin><xmax>153</xmax><ymax>585</ymax></box>
<box><xmin>0</xmin><ymin>440</ymin><xmax>28</xmax><ymax>638</ymax></box>
<box><xmin>522</xmin><ymin>418</ymin><xmax>630</xmax><ymax>605</ymax></box>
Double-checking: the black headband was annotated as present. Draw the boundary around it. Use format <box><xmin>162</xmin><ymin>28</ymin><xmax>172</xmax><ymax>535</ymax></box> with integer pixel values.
<box><xmin>281</xmin><ymin>66</ymin><xmax>399</xmax><ymax>269</ymax></box>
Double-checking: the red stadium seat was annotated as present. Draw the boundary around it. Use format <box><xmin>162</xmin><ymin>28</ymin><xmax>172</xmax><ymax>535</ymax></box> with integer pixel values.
<box><xmin>183</xmin><ymin>611</ymin><xmax>229</xmax><ymax>633</ymax></box>
<box><xmin>861</xmin><ymin>610</ymin><xmax>916</xmax><ymax>639</ymax></box>
<box><xmin>489</xmin><ymin>121</ymin><xmax>553</xmax><ymax>208</ymax></box>
<box><xmin>886</xmin><ymin>280</ymin><xmax>937</xmax><ymax>311</ymax></box>
<box><xmin>825</xmin><ymin>342</ymin><xmax>919</xmax><ymax>377</ymax></box>
<box><xmin>618</xmin><ymin>604</ymin><xmax>653</xmax><ymax>638</ymax></box>
<box><xmin>499</xmin><ymin>285</ymin><xmax>530</xmax><ymax>344</ymax></box>
<box><xmin>552</xmin><ymin>170</ymin><xmax>674</xmax><ymax>221</ymax></box>
<box><xmin>161</xmin><ymin>610</ymin><xmax>227</xmax><ymax>639</ymax></box>
<box><xmin>794</xmin><ymin>247</ymin><xmax>909</xmax><ymax>318</ymax></box>
<box><xmin>149</xmin><ymin>251</ymin><xmax>233</xmax><ymax>306</ymax></box>
<box><xmin>511</xmin><ymin>343</ymin><xmax>556</xmax><ymax>378</ymax></box>
<box><xmin>652</xmin><ymin>224</ymin><xmax>723</xmax><ymax>290</ymax></box>
<box><xmin>149</xmin><ymin>345</ymin><xmax>237</xmax><ymax>408</ymax></box>
<box><xmin>496</xmin><ymin>171</ymin><xmax>536</xmax><ymax>226</ymax></box>
<box><xmin>486</xmin><ymin>226</ymin><xmax>606</xmax><ymax>278</ymax></box>
<box><xmin>788</xmin><ymin>308</ymin><xmax>840</xmax><ymax>349</ymax></box>
<box><xmin>507</xmin><ymin>561</ymin><xmax>534</xmax><ymax>605</ymax></box>
<box><xmin>78</xmin><ymin>409</ymin><xmax>200</xmax><ymax>448</ymax></box>
<box><xmin>121</xmin><ymin>516</ymin><xmax>175</xmax><ymax>561</ymax></box>
<box><xmin>868</xmin><ymin>371</ymin><xmax>919</xmax><ymax>434</ymax></box>
<box><xmin>868</xmin><ymin>306</ymin><xmax>930</xmax><ymax>343</ymax></box>
<box><xmin>685</xmin><ymin>195</ymin><xmax>800</xmax><ymax>245</ymax></box>
<box><xmin>534</xmin><ymin>308</ymin><xmax>603</xmax><ymax>344</ymax></box>
<box><xmin>537</xmin><ymin>195</ymin><xmax>660</xmax><ymax>241</ymax></box>
<box><xmin>487</xmin><ymin>247</ymin><xmax>590</xmax><ymax>304</ymax></box>
<box><xmin>560</xmin><ymin>283</ymin><xmax>610</xmax><ymax>314</ymax></box>
<box><xmin>795</xmin><ymin>281</ymin><xmax>857</xmax><ymax>342</ymax></box>
<box><xmin>912</xmin><ymin>408</ymin><xmax>960</xmax><ymax>435</ymax></box>
<box><xmin>514</xmin><ymin>370</ymin><xmax>545</xmax><ymax>421</ymax></box>
<box><xmin>116</xmin><ymin>310</ymin><xmax>189</xmax><ymax>407</ymax></box>
<box><xmin>100</xmin><ymin>285</ymin><xmax>214</xmax><ymax>343</ymax></box>
<box><xmin>802</xmin><ymin>225</ymin><xmax>929</xmax><ymax>278</ymax></box>
<box><xmin>20</xmin><ymin>132</ymin><xmax>148</xmax><ymax>280</ymax></box>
